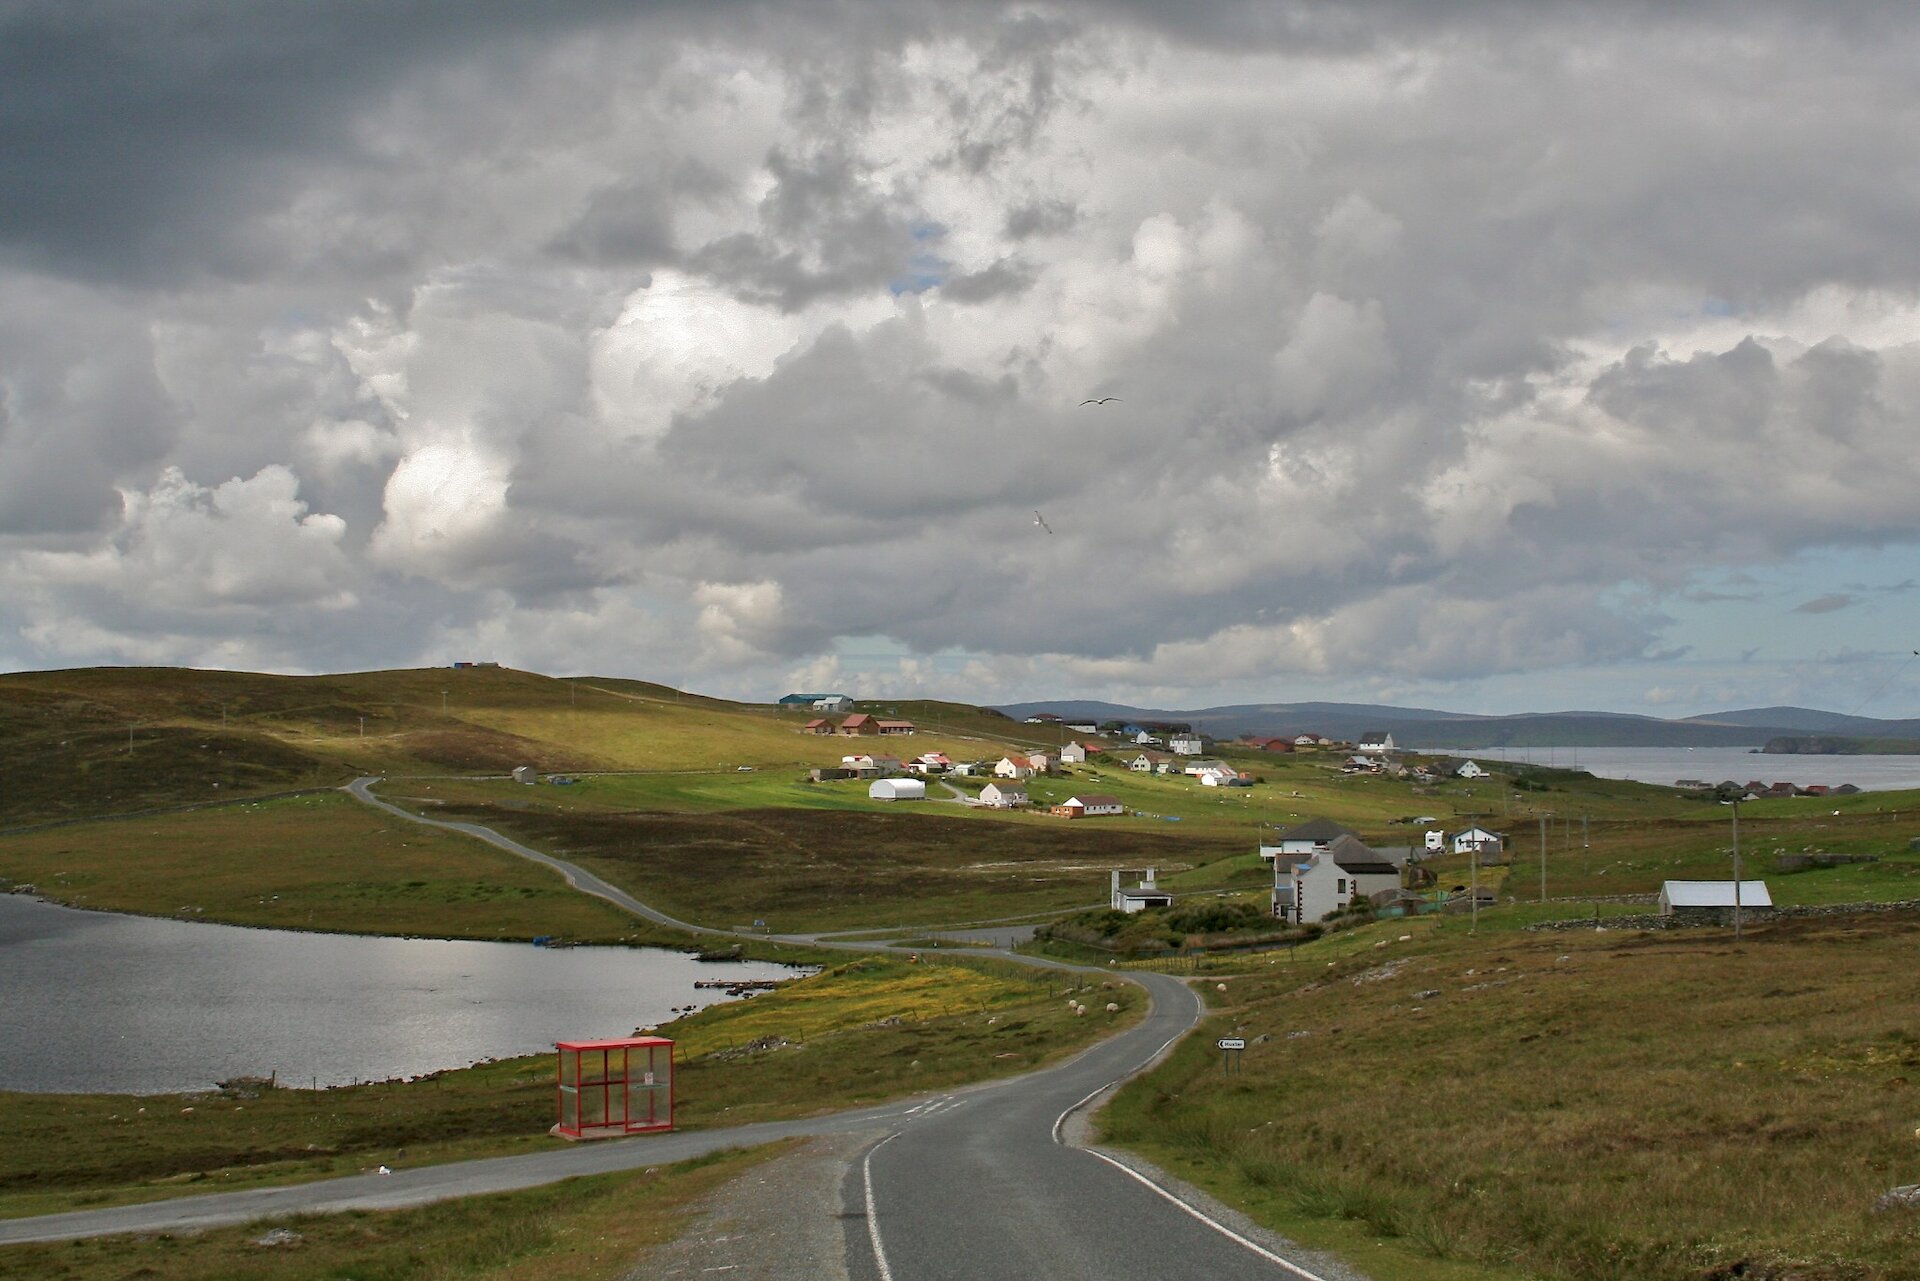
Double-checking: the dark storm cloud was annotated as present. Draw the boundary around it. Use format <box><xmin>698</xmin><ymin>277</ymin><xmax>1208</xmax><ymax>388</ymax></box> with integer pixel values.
<box><xmin>0</xmin><ymin>0</ymin><xmax>685</xmax><ymax>280</ymax></box>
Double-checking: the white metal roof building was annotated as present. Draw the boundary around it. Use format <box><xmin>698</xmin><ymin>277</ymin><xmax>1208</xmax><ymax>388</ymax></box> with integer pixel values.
<box><xmin>868</xmin><ymin>778</ymin><xmax>927</xmax><ymax>801</ymax></box>
<box><xmin>1658</xmin><ymin>880</ymin><xmax>1772</xmax><ymax>914</ymax></box>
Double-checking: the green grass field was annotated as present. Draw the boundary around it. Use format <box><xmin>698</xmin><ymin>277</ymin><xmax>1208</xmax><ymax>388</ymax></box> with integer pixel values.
<box><xmin>1100</xmin><ymin>908</ymin><xmax>1920</xmax><ymax>1281</ymax></box>
<box><xmin>0</xmin><ymin>793</ymin><xmax>663</xmax><ymax>943</ymax></box>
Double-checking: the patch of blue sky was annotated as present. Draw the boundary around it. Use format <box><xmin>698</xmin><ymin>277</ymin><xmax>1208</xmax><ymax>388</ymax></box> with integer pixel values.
<box><xmin>890</xmin><ymin>222</ymin><xmax>949</xmax><ymax>294</ymax></box>
<box><xmin>1649</xmin><ymin>542</ymin><xmax>1920</xmax><ymax>664</ymax></box>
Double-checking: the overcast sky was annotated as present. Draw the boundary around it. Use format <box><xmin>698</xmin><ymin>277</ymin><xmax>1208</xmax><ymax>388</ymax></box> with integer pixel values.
<box><xmin>3</xmin><ymin>0</ymin><xmax>1918</xmax><ymax>717</ymax></box>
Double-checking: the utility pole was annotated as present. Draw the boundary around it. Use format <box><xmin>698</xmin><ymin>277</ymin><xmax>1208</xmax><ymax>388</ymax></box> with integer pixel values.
<box><xmin>442</xmin><ymin>689</ymin><xmax>448</xmax><ymax>714</ymax></box>
<box><xmin>1538</xmin><ymin>813</ymin><xmax>1549</xmax><ymax>903</ymax></box>
<box><xmin>1466</xmin><ymin>812</ymin><xmax>1482</xmax><ymax>933</ymax></box>
<box><xmin>359</xmin><ymin>716</ymin><xmax>365</xmax><ymax>739</ymax></box>
<box><xmin>1732</xmin><ymin>799</ymin><xmax>1743</xmax><ymax>940</ymax></box>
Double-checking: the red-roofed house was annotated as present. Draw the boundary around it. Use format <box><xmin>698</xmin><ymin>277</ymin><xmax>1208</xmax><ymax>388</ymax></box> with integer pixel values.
<box><xmin>802</xmin><ymin>719</ymin><xmax>833</xmax><ymax>735</ymax></box>
<box><xmin>995</xmin><ymin>755</ymin><xmax>1036</xmax><ymax>780</ymax></box>
<box><xmin>839</xmin><ymin>714</ymin><xmax>878</xmax><ymax>736</ymax></box>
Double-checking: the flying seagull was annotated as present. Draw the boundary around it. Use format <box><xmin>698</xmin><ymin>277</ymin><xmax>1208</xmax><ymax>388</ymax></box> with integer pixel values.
<box><xmin>1033</xmin><ymin>511</ymin><xmax>1053</xmax><ymax>534</ymax></box>
<box><xmin>1079</xmin><ymin>396</ymin><xmax>1121</xmax><ymax>405</ymax></box>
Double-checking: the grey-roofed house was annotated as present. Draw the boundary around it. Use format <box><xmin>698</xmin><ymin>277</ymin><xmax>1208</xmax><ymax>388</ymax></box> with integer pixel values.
<box><xmin>1259</xmin><ymin>817</ymin><xmax>1361</xmax><ymax>863</ymax></box>
<box><xmin>1279</xmin><ymin>834</ymin><xmax>1401</xmax><ymax>923</ymax></box>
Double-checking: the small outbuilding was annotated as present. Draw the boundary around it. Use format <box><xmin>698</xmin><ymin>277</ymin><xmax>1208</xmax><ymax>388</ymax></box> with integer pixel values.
<box><xmin>1659</xmin><ymin>880</ymin><xmax>1772</xmax><ymax>917</ymax></box>
<box><xmin>869</xmin><ymin>778</ymin><xmax>927</xmax><ymax>801</ymax></box>
<box><xmin>1111</xmin><ymin>868</ymin><xmax>1173</xmax><ymax>913</ymax></box>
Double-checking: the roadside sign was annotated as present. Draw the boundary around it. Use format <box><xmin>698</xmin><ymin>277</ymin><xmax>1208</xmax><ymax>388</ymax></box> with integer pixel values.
<box><xmin>1217</xmin><ymin>1037</ymin><xmax>1246</xmax><ymax>1050</ymax></box>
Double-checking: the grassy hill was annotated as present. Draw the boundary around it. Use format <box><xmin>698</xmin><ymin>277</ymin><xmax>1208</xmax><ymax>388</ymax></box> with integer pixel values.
<box><xmin>0</xmin><ymin>666</ymin><xmax>1075</xmax><ymax>830</ymax></box>
<box><xmin>1101</xmin><ymin>907</ymin><xmax>1920</xmax><ymax>1281</ymax></box>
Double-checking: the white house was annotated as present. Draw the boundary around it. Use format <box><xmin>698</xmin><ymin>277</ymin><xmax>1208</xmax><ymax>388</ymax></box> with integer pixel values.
<box><xmin>1278</xmin><ymin>835</ymin><xmax>1401</xmax><ymax>923</ymax></box>
<box><xmin>1182</xmin><ymin>758</ymin><xmax>1232</xmax><ymax>777</ymax></box>
<box><xmin>868</xmin><ymin>778</ymin><xmax>926</xmax><ymax>801</ymax></box>
<box><xmin>978</xmin><ymin>782</ymin><xmax>1028</xmax><ymax>808</ymax></box>
<box><xmin>1199</xmin><ymin>767</ymin><xmax>1249</xmax><ymax>787</ymax></box>
<box><xmin>1027</xmin><ymin>751</ymin><xmax>1055</xmax><ymax>775</ymax></box>
<box><xmin>1659</xmin><ymin>880</ymin><xmax>1772</xmax><ymax>915</ymax></box>
<box><xmin>1059</xmin><ymin>742</ymin><xmax>1092</xmax><ymax>765</ymax></box>
<box><xmin>995</xmin><ymin>755</ymin><xmax>1037</xmax><ymax>780</ymax></box>
<box><xmin>1455</xmin><ymin>759</ymin><xmax>1488</xmax><ymax>779</ymax></box>
<box><xmin>1128</xmin><ymin>751</ymin><xmax>1174</xmax><ymax>773</ymax></box>
<box><xmin>1168</xmin><ymin>733</ymin><xmax>1206</xmax><ymax>756</ymax></box>
<box><xmin>1110</xmin><ymin>868</ymin><xmax>1172</xmax><ymax>913</ymax></box>
<box><xmin>1452</xmin><ymin>826</ymin><xmax>1503</xmax><ymax>856</ymax></box>
<box><xmin>1054</xmin><ymin>794</ymin><xmax>1125</xmax><ymax>818</ymax></box>
<box><xmin>1357</xmin><ymin>731</ymin><xmax>1396</xmax><ymax>754</ymax></box>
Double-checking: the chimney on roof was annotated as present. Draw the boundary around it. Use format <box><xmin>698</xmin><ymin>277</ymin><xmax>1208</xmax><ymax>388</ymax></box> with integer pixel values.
<box><xmin>1143</xmin><ymin>867</ymin><xmax>1156</xmax><ymax>889</ymax></box>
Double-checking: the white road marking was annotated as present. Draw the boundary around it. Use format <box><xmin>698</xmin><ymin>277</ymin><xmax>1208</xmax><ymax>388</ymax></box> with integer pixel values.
<box><xmin>1080</xmin><ymin>1148</ymin><xmax>1333</xmax><ymax>1281</ymax></box>
<box><xmin>862</xmin><ymin>1133</ymin><xmax>900</xmax><ymax>1281</ymax></box>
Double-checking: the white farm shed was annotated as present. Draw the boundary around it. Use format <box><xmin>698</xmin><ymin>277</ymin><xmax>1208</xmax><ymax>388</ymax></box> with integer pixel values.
<box><xmin>1659</xmin><ymin>880</ymin><xmax>1772</xmax><ymax>914</ymax></box>
<box><xmin>869</xmin><ymin>778</ymin><xmax>927</xmax><ymax>801</ymax></box>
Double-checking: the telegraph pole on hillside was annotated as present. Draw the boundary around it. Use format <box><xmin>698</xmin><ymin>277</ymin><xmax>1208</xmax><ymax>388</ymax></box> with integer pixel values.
<box><xmin>1731</xmin><ymin>798</ymin><xmax>1743</xmax><ymax>940</ymax></box>
<box><xmin>1538</xmin><ymin>813</ymin><xmax>1549</xmax><ymax>903</ymax></box>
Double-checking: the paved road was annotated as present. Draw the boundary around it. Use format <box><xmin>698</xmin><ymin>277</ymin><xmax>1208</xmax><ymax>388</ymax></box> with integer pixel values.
<box><xmin>0</xmin><ymin>778</ymin><xmax>1363</xmax><ymax>1279</ymax></box>
<box><xmin>844</xmin><ymin>971</ymin><xmax>1360</xmax><ymax>1281</ymax></box>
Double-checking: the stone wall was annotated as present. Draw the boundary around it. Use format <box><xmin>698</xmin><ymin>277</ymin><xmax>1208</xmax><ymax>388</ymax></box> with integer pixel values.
<box><xmin>1526</xmin><ymin>899</ymin><xmax>1920</xmax><ymax>932</ymax></box>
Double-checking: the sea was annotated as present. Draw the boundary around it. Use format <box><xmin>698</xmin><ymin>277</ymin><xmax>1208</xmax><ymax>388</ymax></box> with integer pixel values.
<box><xmin>1432</xmin><ymin>745</ymin><xmax>1920</xmax><ymax>793</ymax></box>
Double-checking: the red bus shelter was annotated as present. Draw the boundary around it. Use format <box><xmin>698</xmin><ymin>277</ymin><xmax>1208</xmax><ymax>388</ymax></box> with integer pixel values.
<box><xmin>554</xmin><ymin>1036</ymin><xmax>674</xmax><ymax>1139</ymax></box>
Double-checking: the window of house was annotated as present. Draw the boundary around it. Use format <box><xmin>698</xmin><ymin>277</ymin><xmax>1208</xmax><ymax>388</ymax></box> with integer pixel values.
<box><xmin>1336</xmin><ymin>878</ymin><xmax>1347</xmax><ymax>894</ymax></box>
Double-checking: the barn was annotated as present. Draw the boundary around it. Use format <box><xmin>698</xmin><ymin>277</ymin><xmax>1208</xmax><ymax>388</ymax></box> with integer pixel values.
<box><xmin>868</xmin><ymin>778</ymin><xmax>927</xmax><ymax>801</ymax></box>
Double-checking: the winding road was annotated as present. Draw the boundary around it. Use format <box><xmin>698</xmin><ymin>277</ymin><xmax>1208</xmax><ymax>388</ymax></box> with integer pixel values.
<box><xmin>0</xmin><ymin>778</ymin><xmax>1366</xmax><ymax>1279</ymax></box>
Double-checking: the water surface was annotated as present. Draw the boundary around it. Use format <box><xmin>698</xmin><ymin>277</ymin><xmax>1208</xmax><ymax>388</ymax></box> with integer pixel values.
<box><xmin>0</xmin><ymin>895</ymin><xmax>797</xmax><ymax>1094</ymax></box>
<box><xmin>1436</xmin><ymin>745</ymin><xmax>1920</xmax><ymax>792</ymax></box>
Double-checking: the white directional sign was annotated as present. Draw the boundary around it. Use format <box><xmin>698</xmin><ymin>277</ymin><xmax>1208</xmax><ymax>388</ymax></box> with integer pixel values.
<box><xmin>1216</xmin><ymin>1037</ymin><xmax>1246</xmax><ymax>1050</ymax></box>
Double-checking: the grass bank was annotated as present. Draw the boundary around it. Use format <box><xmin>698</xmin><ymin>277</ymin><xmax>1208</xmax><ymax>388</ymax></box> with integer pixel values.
<box><xmin>0</xmin><ymin>792</ymin><xmax>672</xmax><ymax>944</ymax></box>
<box><xmin>0</xmin><ymin>954</ymin><xmax>1141</xmax><ymax>1220</ymax></box>
<box><xmin>1099</xmin><ymin>907</ymin><xmax>1920</xmax><ymax>1281</ymax></box>
<box><xmin>0</xmin><ymin>1143</ymin><xmax>783</xmax><ymax>1281</ymax></box>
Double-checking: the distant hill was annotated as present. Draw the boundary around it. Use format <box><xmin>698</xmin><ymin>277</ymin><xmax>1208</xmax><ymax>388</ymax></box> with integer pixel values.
<box><xmin>995</xmin><ymin>699</ymin><xmax>1920</xmax><ymax>749</ymax></box>
<box><xmin>1687</xmin><ymin>707</ymin><xmax>1920</xmax><ymax>737</ymax></box>
<box><xmin>0</xmin><ymin>665</ymin><xmax>1042</xmax><ymax>829</ymax></box>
